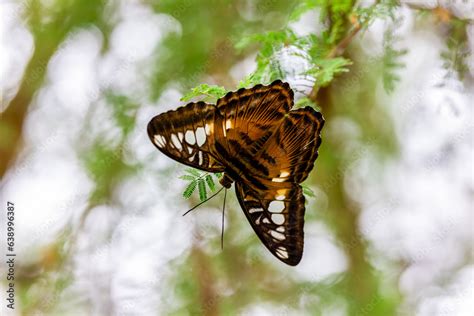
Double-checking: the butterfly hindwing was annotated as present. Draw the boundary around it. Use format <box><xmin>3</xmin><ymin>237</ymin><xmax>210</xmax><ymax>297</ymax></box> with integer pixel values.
<box><xmin>235</xmin><ymin>181</ymin><xmax>305</xmax><ymax>266</ymax></box>
<box><xmin>147</xmin><ymin>101</ymin><xmax>225</xmax><ymax>172</ymax></box>
<box><xmin>229</xmin><ymin>103</ymin><xmax>323</xmax><ymax>265</ymax></box>
<box><xmin>254</xmin><ymin>106</ymin><xmax>324</xmax><ymax>184</ymax></box>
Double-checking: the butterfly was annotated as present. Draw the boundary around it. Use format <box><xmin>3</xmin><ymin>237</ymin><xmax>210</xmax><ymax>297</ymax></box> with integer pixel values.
<box><xmin>147</xmin><ymin>80</ymin><xmax>324</xmax><ymax>265</ymax></box>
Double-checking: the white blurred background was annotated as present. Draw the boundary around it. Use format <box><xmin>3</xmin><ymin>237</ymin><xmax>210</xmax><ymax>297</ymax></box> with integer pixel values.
<box><xmin>1</xmin><ymin>0</ymin><xmax>473</xmax><ymax>315</ymax></box>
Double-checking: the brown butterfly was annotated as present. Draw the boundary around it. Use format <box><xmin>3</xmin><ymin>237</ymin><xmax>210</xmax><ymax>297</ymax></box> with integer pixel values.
<box><xmin>147</xmin><ymin>80</ymin><xmax>324</xmax><ymax>265</ymax></box>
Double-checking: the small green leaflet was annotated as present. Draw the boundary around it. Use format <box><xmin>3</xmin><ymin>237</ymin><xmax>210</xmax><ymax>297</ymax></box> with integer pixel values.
<box><xmin>301</xmin><ymin>184</ymin><xmax>316</xmax><ymax>199</ymax></box>
<box><xmin>306</xmin><ymin>57</ymin><xmax>352</xmax><ymax>87</ymax></box>
<box><xmin>180</xmin><ymin>84</ymin><xmax>227</xmax><ymax>102</ymax></box>
<box><xmin>381</xmin><ymin>18</ymin><xmax>407</xmax><ymax>93</ymax></box>
<box><xmin>289</xmin><ymin>0</ymin><xmax>320</xmax><ymax>22</ymax></box>
<box><xmin>235</xmin><ymin>29</ymin><xmax>297</xmax><ymax>52</ymax></box>
<box><xmin>183</xmin><ymin>180</ymin><xmax>197</xmax><ymax>199</ymax></box>
<box><xmin>180</xmin><ymin>168</ymin><xmax>220</xmax><ymax>201</ymax></box>
<box><xmin>205</xmin><ymin>174</ymin><xmax>216</xmax><ymax>192</ymax></box>
<box><xmin>294</xmin><ymin>96</ymin><xmax>322</xmax><ymax>111</ymax></box>
<box><xmin>355</xmin><ymin>0</ymin><xmax>398</xmax><ymax>29</ymax></box>
<box><xmin>198</xmin><ymin>179</ymin><xmax>207</xmax><ymax>201</ymax></box>
<box><xmin>238</xmin><ymin>73</ymin><xmax>260</xmax><ymax>89</ymax></box>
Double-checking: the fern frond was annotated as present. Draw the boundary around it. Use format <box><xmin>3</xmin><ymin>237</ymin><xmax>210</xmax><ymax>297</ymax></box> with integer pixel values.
<box><xmin>183</xmin><ymin>181</ymin><xmax>197</xmax><ymax>199</ymax></box>
<box><xmin>381</xmin><ymin>18</ymin><xmax>407</xmax><ymax>93</ymax></box>
<box><xmin>289</xmin><ymin>0</ymin><xmax>322</xmax><ymax>22</ymax></box>
<box><xmin>185</xmin><ymin>168</ymin><xmax>202</xmax><ymax>177</ymax></box>
<box><xmin>306</xmin><ymin>57</ymin><xmax>352</xmax><ymax>87</ymax></box>
<box><xmin>205</xmin><ymin>175</ymin><xmax>216</xmax><ymax>192</ymax></box>
<box><xmin>198</xmin><ymin>179</ymin><xmax>207</xmax><ymax>201</ymax></box>
<box><xmin>179</xmin><ymin>174</ymin><xmax>196</xmax><ymax>181</ymax></box>
<box><xmin>180</xmin><ymin>84</ymin><xmax>227</xmax><ymax>102</ymax></box>
<box><xmin>441</xmin><ymin>19</ymin><xmax>469</xmax><ymax>80</ymax></box>
<box><xmin>180</xmin><ymin>168</ymin><xmax>220</xmax><ymax>201</ymax></box>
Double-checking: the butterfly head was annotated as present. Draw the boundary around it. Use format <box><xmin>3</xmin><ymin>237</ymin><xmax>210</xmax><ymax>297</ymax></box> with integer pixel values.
<box><xmin>219</xmin><ymin>173</ymin><xmax>233</xmax><ymax>189</ymax></box>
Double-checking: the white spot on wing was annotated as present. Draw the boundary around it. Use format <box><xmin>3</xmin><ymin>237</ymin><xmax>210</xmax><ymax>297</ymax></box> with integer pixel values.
<box><xmin>270</xmin><ymin>230</ymin><xmax>286</xmax><ymax>241</ymax></box>
<box><xmin>272</xmin><ymin>171</ymin><xmax>290</xmax><ymax>182</ymax></box>
<box><xmin>272</xmin><ymin>178</ymin><xmax>286</xmax><ymax>183</ymax></box>
<box><xmin>272</xmin><ymin>214</ymin><xmax>285</xmax><ymax>225</ymax></box>
<box><xmin>225</xmin><ymin>119</ymin><xmax>232</xmax><ymax>130</ymax></box>
<box><xmin>185</xmin><ymin>130</ymin><xmax>196</xmax><ymax>145</ymax></box>
<box><xmin>275</xmin><ymin>195</ymin><xmax>285</xmax><ymax>200</ymax></box>
<box><xmin>154</xmin><ymin>135</ymin><xmax>164</xmax><ymax>148</ymax></box>
<box><xmin>268</xmin><ymin>201</ymin><xmax>285</xmax><ymax>213</ymax></box>
<box><xmin>178</xmin><ymin>132</ymin><xmax>184</xmax><ymax>141</ymax></box>
<box><xmin>280</xmin><ymin>171</ymin><xmax>290</xmax><ymax>178</ymax></box>
<box><xmin>195</xmin><ymin>127</ymin><xmax>206</xmax><ymax>146</ymax></box>
<box><xmin>198</xmin><ymin>151</ymin><xmax>203</xmax><ymax>165</ymax></box>
<box><xmin>276</xmin><ymin>226</ymin><xmax>285</xmax><ymax>232</ymax></box>
<box><xmin>263</xmin><ymin>217</ymin><xmax>270</xmax><ymax>224</ymax></box>
<box><xmin>249</xmin><ymin>208</ymin><xmax>263</xmax><ymax>214</ymax></box>
<box><xmin>187</xmin><ymin>146</ymin><xmax>193</xmax><ymax>154</ymax></box>
<box><xmin>171</xmin><ymin>134</ymin><xmax>182</xmax><ymax>150</ymax></box>
<box><xmin>160</xmin><ymin>135</ymin><xmax>166</xmax><ymax>145</ymax></box>
<box><xmin>276</xmin><ymin>246</ymin><xmax>289</xmax><ymax>259</ymax></box>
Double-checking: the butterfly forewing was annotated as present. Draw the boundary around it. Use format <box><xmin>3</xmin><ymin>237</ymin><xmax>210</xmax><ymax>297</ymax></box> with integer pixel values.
<box><xmin>147</xmin><ymin>101</ymin><xmax>225</xmax><ymax>172</ymax></box>
<box><xmin>215</xmin><ymin>81</ymin><xmax>293</xmax><ymax>160</ymax></box>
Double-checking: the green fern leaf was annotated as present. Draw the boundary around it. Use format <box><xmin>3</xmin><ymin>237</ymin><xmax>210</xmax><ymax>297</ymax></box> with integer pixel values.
<box><xmin>205</xmin><ymin>174</ymin><xmax>216</xmax><ymax>192</ymax></box>
<box><xmin>198</xmin><ymin>178</ymin><xmax>207</xmax><ymax>201</ymax></box>
<box><xmin>185</xmin><ymin>168</ymin><xmax>202</xmax><ymax>177</ymax></box>
<box><xmin>179</xmin><ymin>175</ymin><xmax>196</xmax><ymax>181</ymax></box>
<box><xmin>307</xmin><ymin>57</ymin><xmax>352</xmax><ymax>87</ymax></box>
<box><xmin>183</xmin><ymin>181</ymin><xmax>197</xmax><ymax>199</ymax></box>
<box><xmin>180</xmin><ymin>84</ymin><xmax>227</xmax><ymax>102</ymax></box>
<box><xmin>381</xmin><ymin>18</ymin><xmax>407</xmax><ymax>93</ymax></box>
<box><xmin>289</xmin><ymin>0</ymin><xmax>321</xmax><ymax>22</ymax></box>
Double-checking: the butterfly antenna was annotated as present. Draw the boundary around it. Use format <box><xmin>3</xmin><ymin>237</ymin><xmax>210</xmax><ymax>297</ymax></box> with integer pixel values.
<box><xmin>182</xmin><ymin>187</ymin><xmax>224</xmax><ymax>216</ymax></box>
<box><xmin>221</xmin><ymin>188</ymin><xmax>227</xmax><ymax>250</ymax></box>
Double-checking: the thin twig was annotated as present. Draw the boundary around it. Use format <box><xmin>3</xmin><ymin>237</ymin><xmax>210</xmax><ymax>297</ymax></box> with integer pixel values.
<box><xmin>328</xmin><ymin>23</ymin><xmax>362</xmax><ymax>59</ymax></box>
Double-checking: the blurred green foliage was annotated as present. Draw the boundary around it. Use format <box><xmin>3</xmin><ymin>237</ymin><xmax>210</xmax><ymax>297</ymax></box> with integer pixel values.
<box><xmin>381</xmin><ymin>17</ymin><xmax>408</xmax><ymax>93</ymax></box>
<box><xmin>441</xmin><ymin>18</ymin><xmax>470</xmax><ymax>80</ymax></box>
<box><xmin>180</xmin><ymin>85</ymin><xmax>228</xmax><ymax>102</ymax></box>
